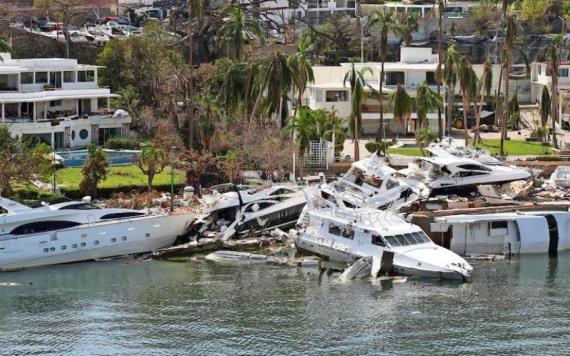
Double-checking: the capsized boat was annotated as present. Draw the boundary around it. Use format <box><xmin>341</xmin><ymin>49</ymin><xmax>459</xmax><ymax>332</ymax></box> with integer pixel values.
<box><xmin>0</xmin><ymin>197</ymin><xmax>192</xmax><ymax>271</ymax></box>
<box><xmin>400</xmin><ymin>156</ymin><xmax>531</xmax><ymax>193</ymax></box>
<box><xmin>320</xmin><ymin>152</ymin><xmax>429</xmax><ymax>210</ymax></box>
<box><xmin>550</xmin><ymin>166</ymin><xmax>570</xmax><ymax>188</ymax></box>
<box><xmin>292</xmin><ymin>189</ymin><xmax>473</xmax><ymax>281</ymax></box>
<box><xmin>427</xmin><ymin>137</ymin><xmax>500</xmax><ymax>166</ymax></box>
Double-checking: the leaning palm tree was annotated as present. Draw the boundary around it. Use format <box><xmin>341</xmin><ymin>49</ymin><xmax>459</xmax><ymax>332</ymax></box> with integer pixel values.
<box><xmin>474</xmin><ymin>58</ymin><xmax>493</xmax><ymax>145</ymax></box>
<box><xmin>435</xmin><ymin>0</ymin><xmax>446</xmax><ymax>139</ymax></box>
<box><xmin>443</xmin><ymin>45</ymin><xmax>460</xmax><ymax>137</ymax></box>
<box><xmin>286</xmin><ymin>107</ymin><xmax>317</xmax><ymax>178</ymax></box>
<box><xmin>249</xmin><ymin>51</ymin><xmax>294</xmax><ymax>125</ymax></box>
<box><xmin>547</xmin><ymin>36</ymin><xmax>562</xmax><ymax>149</ymax></box>
<box><xmin>219</xmin><ymin>6</ymin><xmax>263</xmax><ymax>61</ymax></box>
<box><xmin>344</xmin><ymin>62</ymin><xmax>372</xmax><ymax>161</ymax></box>
<box><xmin>137</xmin><ymin>142</ymin><xmax>167</xmax><ymax>209</ymax></box>
<box><xmin>391</xmin><ymin>84</ymin><xmax>413</xmax><ymax>134</ymax></box>
<box><xmin>415</xmin><ymin>81</ymin><xmax>443</xmax><ymax>153</ymax></box>
<box><xmin>500</xmin><ymin>14</ymin><xmax>516</xmax><ymax>156</ymax></box>
<box><xmin>369</xmin><ymin>9</ymin><xmax>401</xmax><ymax>143</ymax></box>
<box><xmin>288</xmin><ymin>36</ymin><xmax>315</xmax><ymax>118</ymax></box>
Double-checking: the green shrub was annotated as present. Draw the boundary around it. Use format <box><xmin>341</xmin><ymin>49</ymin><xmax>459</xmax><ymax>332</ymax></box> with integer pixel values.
<box><xmin>104</xmin><ymin>138</ymin><xmax>141</xmax><ymax>150</ymax></box>
<box><xmin>365</xmin><ymin>141</ymin><xmax>393</xmax><ymax>153</ymax></box>
<box><xmin>536</xmin><ymin>155</ymin><xmax>562</xmax><ymax>161</ymax></box>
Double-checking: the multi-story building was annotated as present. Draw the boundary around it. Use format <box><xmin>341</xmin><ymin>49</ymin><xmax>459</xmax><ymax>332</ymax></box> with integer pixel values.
<box><xmin>2</xmin><ymin>0</ymin><xmax>119</xmax><ymax>16</ymax></box>
<box><xmin>0</xmin><ymin>52</ymin><xmax>130</xmax><ymax>149</ymax></box>
<box><xmin>532</xmin><ymin>61</ymin><xmax>570</xmax><ymax>126</ymax></box>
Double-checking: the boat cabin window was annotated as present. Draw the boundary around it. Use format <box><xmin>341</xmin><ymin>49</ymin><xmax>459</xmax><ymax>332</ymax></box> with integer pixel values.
<box><xmin>269</xmin><ymin>188</ymin><xmax>295</xmax><ymax>196</ymax></box>
<box><xmin>341</xmin><ymin>227</ymin><xmax>354</xmax><ymax>239</ymax></box>
<box><xmin>58</xmin><ymin>203</ymin><xmax>101</xmax><ymax>210</ymax></box>
<box><xmin>100</xmin><ymin>212</ymin><xmax>145</xmax><ymax>220</ymax></box>
<box><xmin>328</xmin><ymin>223</ymin><xmax>342</xmax><ymax>236</ymax></box>
<box><xmin>491</xmin><ymin>221</ymin><xmax>508</xmax><ymax>229</ymax></box>
<box><xmin>328</xmin><ymin>223</ymin><xmax>354</xmax><ymax>239</ymax></box>
<box><xmin>371</xmin><ymin>234</ymin><xmax>386</xmax><ymax>247</ymax></box>
<box><xmin>385</xmin><ymin>178</ymin><xmax>399</xmax><ymax>190</ymax></box>
<box><xmin>457</xmin><ymin>164</ymin><xmax>491</xmax><ymax>172</ymax></box>
<box><xmin>384</xmin><ymin>235</ymin><xmax>400</xmax><ymax>246</ymax></box>
<box><xmin>10</xmin><ymin>221</ymin><xmax>82</xmax><ymax>235</ymax></box>
<box><xmin>364</xmin><ymin>176</ymin><xmax>382</xmax><ymax>188</ymax></box>
<box><xmin>454</xmin><ymin>171</ymin><xmax>487</xmax><ymax>177</ymax></box>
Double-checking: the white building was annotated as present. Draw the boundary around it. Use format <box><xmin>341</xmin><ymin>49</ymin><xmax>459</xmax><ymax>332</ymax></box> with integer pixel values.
<box><xmin>0</xmin><ymin>53</ymin><xmax>130</xmax><ymax>149</ymax></box>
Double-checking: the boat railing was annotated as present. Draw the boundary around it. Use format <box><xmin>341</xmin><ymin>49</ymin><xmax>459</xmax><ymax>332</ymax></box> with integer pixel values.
<box><xmin>329</xmin><ymin>207</ymin><xmax>401</xmax><ymax>226</ymax></box>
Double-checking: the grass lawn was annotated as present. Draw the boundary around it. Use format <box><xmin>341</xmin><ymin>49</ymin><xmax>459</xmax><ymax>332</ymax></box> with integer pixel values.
<box><xmin>387</xmin><ymin>147</ymin><xmax>423</xmax><ymax>156</ymax></box>
<box><xmin>53</xmin><ymin>164</ymin><xmax>185</xmax><ymax>191</ymax></box>
<box><xmin>475</xmin><ymin>139</ymin><xmax>551</xmax><ymax>156</ymax></box>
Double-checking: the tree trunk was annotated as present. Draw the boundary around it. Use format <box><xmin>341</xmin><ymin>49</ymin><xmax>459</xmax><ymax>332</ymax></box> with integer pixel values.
<box><xmin>354</xmin><ymin>114</ymin><xmax>360</xmax><ymax>161</ymax></box>
<box><xmin>378</xmin><ymin>59</ymin><xmax>385</xmax><ymax>149</ymax></box>
<box><xmin>249</xmin><ymin>88</ymin><xmax>264</xmax><ymax>122</ymax></box>
<box><xmin>552</xmin><ymin>75</ymin><xmax>558</xmax><ymax>149</ymax></box>
<box><xmin>437</xmin><ymin>10</ymin><xmax>443</xmax><ymax>140</ymax></box>
<box><xmin>446</xmin><ymin>83</ymin><xmax>454</xmax><ymax>136</ymax></box>
<box><xmin>187</xmin><ymin>23</ymin><xmax>195</xmax><ymax>150</ymax></box>
<box><xmin>462</xmin><ymin>93</ymin><xmax>469</xmax><ymax>146</ymax></box>
<box><xmin>147</xmin><ymin>175</ymin><xmax>153</xmax><ymax>209</ymax></box>
<box><xmin>475</xmin><ymin>87</ymin><xmax>486</xmax><ymax>145</ymax></box>
<box><xmin>501</xmin><ymin>60</ymin><xmax>510</xmax><ymax>156</ymax></box>
<box><xmin>299</xmin><ymin>149</ymin><xmax>304</xmax><ymax>179</ymax></box>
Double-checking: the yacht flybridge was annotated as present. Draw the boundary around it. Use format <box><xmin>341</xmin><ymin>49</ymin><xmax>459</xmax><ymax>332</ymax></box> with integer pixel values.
<box><xmin>292</xmin><ymin>189</ymin><xmax>473</xmax><ymax>281</ymax></box>
<box><xmin>400</xmin><ymin>156</ymin><xmax>531</xmax><ymax>193</ymax></box>
<box><xmin>0</xmin><ymin>198</ymin><xmax>191</xmax><ymax>271</ymax></box>
<box><xmin>320</xmin><ymin>153</ymin><xmax>428</xmax><ymax>210</ymax></box>
<box><xmin>427</xmin><ymin>137</ymin><xmax>501</xmax><ymax>166</ymax></box>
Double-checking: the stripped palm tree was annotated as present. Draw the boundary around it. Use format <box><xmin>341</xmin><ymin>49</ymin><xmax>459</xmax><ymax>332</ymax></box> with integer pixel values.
<box><xmin>137</xmin><ymin>142</ymin><xmax>167</xmax><ymax>208</ymax></box>
<box><xmin>457</xmin><ymin>56</ymin><xmax>477</xmax><ymax>146</ymax></box>
<box><xmin>547</xmin><ymin>35</ymin><xmax>562</xmax><ymax>149</ymax></box>
<box><xmin>343</xmin><ymin>62</ymin><xmax>372</xmax><ymax>161</ymax></box>
<box><xmin>288</xmin><ymin>36</ymin><xmax>315</xmax><ymax>118</ymax></box>
<box><xmin>474</xmin><ymin>58</ymin><xmax>493</xmax><ymax>145</ymax></box>
<box><xmin>443</xmin><ymin>45</ymin><xmax>460</xmax><ymax>137</ymax></box>
<box><xmin>435</xmin><ymin>0</ymin><xmax>446</xmax><ymax>140</ymax></box>
<box><xmin>540</xmin><ymin>86</ymin><xmax>551</xmax><ymax>129</ymax></box>
<box><xmin>400</xmin><ymin>12</ymin><xmax>419</xmax><ymax>47</ymax></box>
<box><xmin>369</xmin><ymin>9</ymin><xmax>402</xmax><ymax>143</ymax></box>
<box><xmin>185</xmin><ymin>0</ymin><xmax>205</xmax><ymax>149</ymax></box>
<box><xmin>509</xmin><ymin>92</ymin><xmax>521</xmax><ymax>131</ymax></box>
<box><xmin>500</xmin><ymin>14</ymin><xmax>516</xmax><ymax>156</ymax></box>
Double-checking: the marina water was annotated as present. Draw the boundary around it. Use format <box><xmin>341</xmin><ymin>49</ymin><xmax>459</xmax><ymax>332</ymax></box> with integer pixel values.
<box><xmin>2</xmin><ymin>254</ymin><xmax>570</xmax><ymax>354</ymax></box>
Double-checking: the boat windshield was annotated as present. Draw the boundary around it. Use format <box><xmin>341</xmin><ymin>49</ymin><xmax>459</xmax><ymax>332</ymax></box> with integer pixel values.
<box><xmin>384</xmin><ymin>232</ymin><xmax>431</xmax><ymax>247</ymax></box>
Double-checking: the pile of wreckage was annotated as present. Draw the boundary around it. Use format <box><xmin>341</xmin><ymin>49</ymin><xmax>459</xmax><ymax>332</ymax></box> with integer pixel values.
<box><xmin>154</xmin><ymin>137</ymin><xmax>570</xmax><ymax>281</ymax></box>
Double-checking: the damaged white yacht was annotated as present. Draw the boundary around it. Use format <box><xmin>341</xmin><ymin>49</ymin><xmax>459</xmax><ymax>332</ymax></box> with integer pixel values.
<box><xmin>193</xmin><ymin>184</ymin><xmax>306</xmax><ymax>240</ymax></box>
<box><xmin>320</xmin><ymin>153</ymin><xmax>429</xmax><ymax>210</ymax></box>
<box><xmin>427</xmin><ymin>137</ymin><xmax>500</xmax><ymax>166</ymax></box>
<box><xmin>400</xmin><ymin>156</ymin><xmax>531</xmax><ymax>193</ymax></box>
<box><xmin>0</xmin><ymin>198</ymin><xmax>191</xmax><ymax>271</ymax></box>
<box><xmin>292</xmin><ymin>189</ymin><xmax>473</xmax><ymax>281</ymax></box>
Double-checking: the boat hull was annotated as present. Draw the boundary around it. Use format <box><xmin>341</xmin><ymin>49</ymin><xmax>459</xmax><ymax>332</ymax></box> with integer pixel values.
<box><xmin>0</xmin><ymin>214</ymin><xmax>190</xmax><ymax>271</ymax></box>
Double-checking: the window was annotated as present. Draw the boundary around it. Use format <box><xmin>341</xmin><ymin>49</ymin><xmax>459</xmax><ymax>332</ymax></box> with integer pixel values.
<box><xmin>61</xmin><ymin>245</ymin><xmax>67</xmax><ymax>250</ymax></box>
<box><xmin>11</xmin><ymin>221</ymin><xmax>82</xmax><ymax>235</ymax></box>
<box><xmin>80</xmin><ymin>242</ymin><xmax>86</xmax><ymax>247</ymax></box>
<box><xmin>79</xmin><ymin>129</ymin><xmax>89</xmax><ymax>140</ymax></box>
<box><xmin>72</xmin><ymin>244</ymin><xmax>78</xmax><ymax>248</ymax></box>
<box><xmin>122</xmin><ymin>236</ymin><xmax>127</xmax><ymax>241</ymax></box>
<box><xmin>385</xmin><ymin>178</ymin><xmax>399</xmax><ymax>190</ymax></box>
<box><xmin>328</xmin><ymin>223</ymin><xmax>342</xmax><ymax>236</ymax></box>
<box><xmin>101</xmin><ymin>212</ymin><xmax>145</xmax><ymax>220</ymax></box>
<box><xmin>43</xmin><ymin>248</ymin><xmax>49</xmax><ymax>253</ymax></box>
<box><xmin>94</xmin><ymin>240</ymin><xmax>99</xmax><ymax>245</ymax></box>
<box><xmin>341</xmin><ymin>227</ymin><xmax>354</xmax><ymax>240</ymax></box>
<box><xmin>64</xmin><ymin>71</ymin><xmax>76</xmax><ymax>82</ymax></box>
<box><xmin>413</xmin><ymin>232</ymin><xmax>430</xmax><ymax>243</ymax></box>
<box><xmin>35</xmin><ymin>72</ymin><xmax>48</xmax><ymax>83</ymax></box>
<box><xmin>426</xmin><ymin>72</ymin><xmax>437</xmax><ymax>85</ymax></box>
<box><xmin>59</xmin><ymin>203</ymin><xmax>100</xmax><ymax>210</ymax></box>
<box><xmin>384</xmin><ymin>236</ymin><xmax>400</xmax><ymax>247</ymax></box>
<box><xmin>111</xmin><ymin>238</ymin><xmax>117</xmax><ymax>243</ymax></box>
<box><xmin>403</xmin><ymin>233</ymin><xmax>417</xmax><ymax>245</ymax></box>
<box><xmin>78</xmin><ymin>70</ymin><xmax>95</xmax><ymax>82</ymax></box>
<box><xmin>21</xmin><ymin>72</ymin><xmax>34</xmax><ymax>84</ymax></box>
<box><xmin>325</xmin><ymin>90</ymin><xmax>348</xmax><ymax>102</ymax></box>
<box><xmin>371</xmin><ymin>234</ymin><xmax>386</xmax><ymax>246</ymax></box>
<box><xmin>457</xmin><ymin>164</ymin><xmax>491</xmax><ymax>171</ymax></box>
<box><xmin>385</xmin><ymin>72</ymin><xmax>405</xmax><ymax>85</ymax></box>
<box><xmin>394</xmin><ymin>234</ymin><xmax>410</xmax><ymax>246</ymax></box>
<box><xmin>71</xmin><ymin>130</ymin><xmax>75</xmax><ymax>140</ymax></box>
<box><xmin>559</xmin><ymin>68</ymin><xmax>569</xmax><ymax>77</ymax></box>
<box><xmin>455</xmin><ymin>171</ymin><xmax>487</xmax><ymax>177</ymax></box>
<box><xmin>491</xmin><ymin>221</ymin><xmax>508</xmax><ymax>229</ymax></box>
<box><xmin>50</xmin><ymin>100</ymin><xmax>62</xmax><ymax>107</ymax></box>
<box><xmin>269</xmin><ymin>188</ymin><xmax>296</xmax><ymax>196</ymax></box>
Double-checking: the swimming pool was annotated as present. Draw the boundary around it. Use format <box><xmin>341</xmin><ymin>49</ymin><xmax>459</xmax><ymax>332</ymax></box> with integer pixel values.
<box><xmin>56</xmin><ymin>149</ymin><xmax>140</xmax><ymax>168</ymax></box>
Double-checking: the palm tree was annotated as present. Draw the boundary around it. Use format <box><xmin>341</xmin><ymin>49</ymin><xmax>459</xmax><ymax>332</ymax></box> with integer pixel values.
<box><xmin>219</xmin><ymin>6</ymin><xmax>263</xmax><ymax>61</ymax></box>
<box><xmin>79</xmin><ymin>144</ymin><xmax>109</xmax><ymax>199</ymax></box>
<box><xmin>137</xmin><ymin>142</ymin><xmax>168</xmax><ymax>208</ymax></box>
<box><xmin>509</xmin><ymin>92</ymin><xmax>521</xmax><ymax>131</ymax></box>
<box><xmin>391</xmin><ymin>84</ymin><xmax>413</xmax><ymax>134</ymax></box>
<box><xmin>400</xmin><ymin>13</ymin><xmax>419</xmax><ymax>47</ymax></box>
<box><xmin>369</xmin><ymin>9</ymin><xmax>401</xmax><ymax>143</ymax></box>
<box><xmin>343</xmin><ymin>63</ymin><xmax>372</xmax><ymax>161</ymax></box>
<box><xmin>185</xmin><ymin>0</ymin><xmax>205</xmax><ymax>149</ymax></box>
<box><xmin>443</xmin><ymin>45</ymin><xmax>460</xmax><ymax>137</ymax></box>
<box><xmin>195</xmin><ymin>94</ymin><xmax>222</xmax><ymax>150</ymax></box>
<box><xmin>286</xmin><ymin>107</ymin><xmax>317</xmax><ymax>178</ymax></box>
<box><xmin>288</xmin><ymin>36</ymin><xmax>315</xmax><ymax>118</ymax></box>
<box><xmin>0</xmin><ymin>38</ymin><xmax>13</xmax><ymax>61</ymax></box>
<box><xmin>547</xmin><ymin>36</ymin><xmax>562</xmax><ymax>149</ymax></box>
<box><xmin>436</xmin><ymin>0</ymin><xmax>446</xmax><ymax>140</ymax></box>
<box><xmin>457</xmin><ymin>56</ymin><xmax>477</xmax><ymax>146</ymax></box>
<box><xmin>500</xmin><ymin>14</ymin><xmax>516</xmax><ymax>156</ymax></box>
<box><xmin>249</xmin><ymin>51</ymin><xmax>294</xmax><ymax>125</ymax></box>
<box><xmin>415</xmin><ymin>81</ymin><xmax>443</xmax><ymax>153</ymax></box>
<box><xmin>474</xmin><ymin>58</ymin><xmax>493</xmax><ymax>145</ymax></box>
